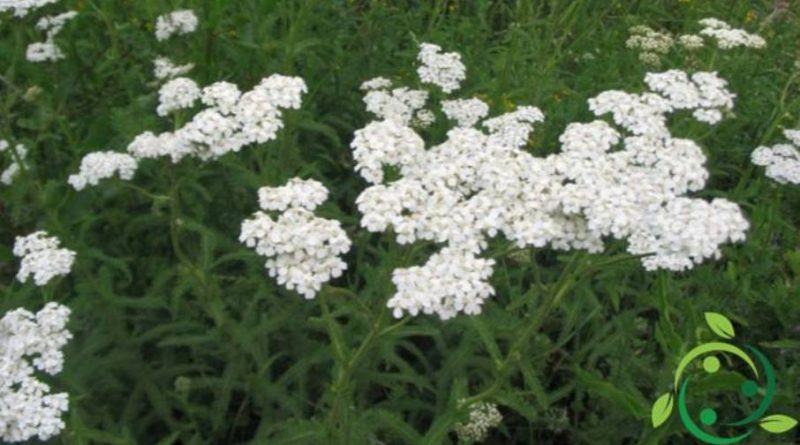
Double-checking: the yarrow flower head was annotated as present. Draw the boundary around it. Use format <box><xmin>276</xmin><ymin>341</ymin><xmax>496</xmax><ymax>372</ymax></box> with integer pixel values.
<box><xmin>751</xmin><ymin>129</ymin><xmax>800</xmax><ymax>184</ymax></box>
<box><xmin>678</xmin><ymin>34</ymin><xmax>704</xmax><ymax>50</ymax></box>
<box><xmin>240</xmin><ymin>178</ymin><xmax>351</xmax><ymax>299</ymax></box>
<box><xmin>626</xmin><ymin>18</ymin><xmax>766</xmax><ymax>65</ymax></box>
<box><xmin>153</xmin><ymin>56</ymin><xmax>194</xmax><ymax>80</ymax></box>
<box><xmin>363</xmin><ymin>87</ymin><xmax>429</xmax><ymax>126</ymax></box>
<box><xmin>699</xmin><ymin>17</ymin><xmax>766</xmax><ymax>49</ymax></box>
<box><xmin>134</xmin><ymin>74</ymin><xmax>305</xmax><ymax>161</ymax></box>
<box><xmin>0</xmin><ymin>302</ymin><xmax>72</xmax><ymax>443</ymax></box>
<box><xmin>67</xmin><ymin>151</ymin><xmax>138</xmax><ymax>190</ymax></box>
<box><xmin>155</xmin><ymin>9</ymin><xmax>198</xmax><ymax>41</ymax></box>
<box><xmin>442</xmin><ymin>98</ymin><xmax>489</xmax><ymax>127</ymax></box>
<box><xmin>389</xmin><ymin>247</ymin><xmax>495</xmax><ymax>319</ymax></box>
<box><xmin>0</xmin><ymin>0</ymin><xmax>58</xmax><ymax>17</ymax></box>
<box><xmin>0</xmin><ymin>140</ymin><xmax>27</xmax><ymax>185</ymax></box>
<box><xmin>257</xmin><ymin>177</ymin><xmax>329</xmax><ymax>211</ymax></box>
<box><xmin>36</xmin><ymin>11</ymin><xmax>77</xmax><ymax>38</ymax></box>
<box><xmin>417</xmin><ymin>42</ymin><xmax>466</xmax><ymax>93</ymax></box>
<box><xmin>626</xmin><ymin>25</ymin><xmax>674</xmax><ymax>66</ymax></box>
<box><xmin>360</xmin><ymin>76</ymin><xmax>392</xmax><ymax>91</ymax></box>
<box><xmin>157</xmin><ymin>77</ymin><xmax>201</xmax><ymax>116</ymax></box>
<box><xmin>13</xmin><ymin>231</ymin><xmax>75</xmax><ymax>286</ymax></box>
<box><xmin>453</xmin><ymin>401</ymin><xmax>503</xmax><ymax>444</ymax></box>
<box><xmin>353</xmin><ymin>43</ymin><xmax>748</xmax><ymax>320</ymax></box>
<box><xmin>73</xmin><ymin>75</ymin><xmax>306</xmax><ymax>191</ymax></box>
<box><xmin>24</xmin><ymin>10</ymin><xmax>76</xmax><ymax>63</ymax></box>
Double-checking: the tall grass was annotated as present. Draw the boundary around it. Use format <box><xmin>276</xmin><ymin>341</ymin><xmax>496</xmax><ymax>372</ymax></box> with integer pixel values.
<box><xmin>1</xmin><ymin>1</ymin><xmax>798</xmax><ymax>444</ymax></box>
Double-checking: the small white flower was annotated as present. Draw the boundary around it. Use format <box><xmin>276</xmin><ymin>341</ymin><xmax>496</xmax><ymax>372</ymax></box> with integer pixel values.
<box><xmin>254</xmin><ymin>74</ymin><xmax>307</xmax><ymax>110</ymax></box>
<box><xmin>678</xmin><ymin>34</ymin><xmax>705</xmax><ymax>50</ymax></box>
<box><xmin>13</xmin><ymin>231</ymin><xmax>75</xmax><ymax>286</ymax></box>
<box><xmin>360</xmin><ymin>77</ymin><xmax>392</xmax><ymax>91</ymax></box>
<box><xmin>127</xmin><ymin>75</ymin><xmax>305</xmax><ymax>164</ymax></box>
<box><xmin>388</xmin><ymin>248</ymin><xmax>495</xmax><ymax>320</ymax></box>
<box><xmin>638</xmin><ymin>51</ymin><xmax>662</xmax><ymax>67</ymax></box>
<box><xmin>68</xmin><ymin>151</ymin><xmax>138</xmax><ymax>190</ymax></box>
<box><xmin>0</xmin><ymin>141</ymin><xmax>28</xmax><ymax>185</ymax></box>
<box><xmin>157</xmin><ymin>77</ymin><xmax>201</xmax><ymax>116</ymax></box>
<box><xmin>36</xmin><ymin>11</ymin><xmax>77</xmax><ymax>39</ymax></box>
<box><xmin>453</xmin><ymin>401</ymin><xmax>503</xmax><ymax>444</ymax></box>
<box><xmin>751</xmin><ymin>129</ymin><xmax>800</xmax><ymax>184</ymax></box>
<box><xmin>0</xmin><ymin>0</ymin><xmax>58</xmax><ymax>17</ymax></box>
<box><xmin>257</xmin><ymin>178</ymin><xmax>329</xmax><ymax>211</ymax></box>
<box><xmin>240</xmin><ymin>179</ymin><xmax>351</xmax><ymax>299</ymax></box>
<box><xmin>351</xmin><ymin>119</ymin><xmax>425</xmax><ymax>184</ymax></box>
<box><xmin>201</xmin><ymin>81</ymin><xmax>242</xmax><ymax>114</ymax></box>
<box><xmin>626</xmin><ymin>26</ymin><xmax>674</xmax><ymax>54</ymax></box>
<box><xmin>442</xmin><ymin>98</ymin><xmax>489</xmax><ymax>127</ymax></box>
<box><xmin>417</xmin><ymin>42</ymin><xmax>466</xmax><ymax>93</ymax></box>
<box><xmin>153</xmin><ymin>56</ymin><xmax>194</xmax><ymax>80</ymax></box>
<box><xmin>155</xmin><ymin>9</ymin><xmax>198</xmax><ymax>41</ymax></box>
<box><xmin>699</xmin><ymin>18</ymin><xmax>766</xmax><ymax>49</ymax></box>
<box><xmin>24</xmin><ymin>11</ymin><xmax>76</xmax><ymax>63</ymax></box>
<box><xmin>364</xmin><ymin>87</ymin><xmax>428</xmax><ymax>126</ymax></box>
<box><xmin>0</xmin><ymin>302</ymin><xmax>72</xmax><ymax>443</ymax></box>
<box><xmin>25</xmin><ymin>41</ymin><xmax>64</xmax><ymax>63</ymax></box>
<box><xmin>483</xmin><ymin>105</ymin><xmax>545</xmax><ymax>148</ymax></box>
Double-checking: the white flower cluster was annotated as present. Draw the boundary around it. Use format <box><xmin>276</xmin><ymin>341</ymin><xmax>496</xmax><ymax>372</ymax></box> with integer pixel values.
<box><xmin>258</xmin><ymin>177</ymin><xmax>329</xmax><ymax>211</ymax></box>
<box><xmin>153</xmin><ymin>56</ymin><xmax>194</xmax><ymax>81</ymax></box>
<box><xmin>157</xmin><ymin>77</ymin><xmax>201</xmax><ymax>116</ymax></box>
<box><xmin>389</xmin><ymin>248</ymin><xmax>495</xmax><ymax>319</ymax></box>
<box><xmin>626</xmin><ymin>19</ymin><xmax>766</xmax><ymax>66</ymax></box>
<box><xmin>240</xmin><ymin>178</ymin><xmax>351</xmax><ymax>299</ymax></box>
<box><xmin>134</xmin><ymin>75</ymin><xmax>305</xmax><ymax>161</ymax></box>
<box><xmin>25</xmin><ymin>10</ymin><xmax>76</xmax><ymax>63</ymax></box>
<box><xmin>71</xmin><ymin>75</ymin><xmax>305</xmax><ymax>190</ymax></box>
<box><xmin>13</xmin><ymin>231</ymin><xmax>75</xmax><ymax>286</ymax></box>
<box><xmin>678</xmin><ymin>34</ymin><xmax>705</xmax><ymax>50</ymax></box>
<box><xmin>417</xmin><ymin>42</ymin><xmax>466</xmax><ymax>93</ymax></box>
<box><xmin>699</xmin><ymin>18</ymin><xmax>766</xmax><ymax>49</ymax></box>
<box><xmin>155</xmin><ymin>9</ymin><xmax>198</xmax><ymax>41</ymax></box>
<box><xmin>152</xmin><ymin>10</ymin><xmax>196</xmax><ymax>81</ymax></box>
<box><xmin>0</xmin><ymin>140</ymin><xmax>27</xmax><ymax>185</ymax></box>
<box><xmin>643</xmin><ymin>70</ymin><xmax>734</xmax><ymax>124</ymax></box>
<box><xmin>751</xmin><ymin>129</ymin><xmax>800</xmax><ymax>185</ymax></box>
<box><xmin>362</xmin><ymin>80</ymin><xmax>430</xmax><ymax>126</ymax></box>
<box><xmin>0</xmin><ymin>302</ymin><xmax>71</xmax><ymax>443</ymax></box>
<box><xmin>442</xmin><ymin>98</ymin><xmax>489</xmax><ymax>127</ymax></box>
<box><xmin>483</xmin><ymin>105</ymin><xmax>545</xmax><ymax>148</ymax></box>
<box><xmin>67</xmin><ymin>151</ymin><xmax>138</xmax><ymax>191</ymax></box>
<box><xmin>453</xmin><ymin>402</ymin><xmax>503</xmax><ymax>444</ymax></box>
<box><xmin>0</xmin><ymin>0</ymin><xmax>57</xmax><ymax>17</ymax></box>
<box><xmin>360</xmin><ymin>76</ymin><xmax>392</xmax><ymax>91</ymax></box>
<box><xmin>626</xmin><ymin>25</ymin><xmax>674</xmax><ymax>66</ymax></box>
<box><xmin>353</xmin><ymin>43</ymin><xmax>749</xmax><ymax>319</ymax></box>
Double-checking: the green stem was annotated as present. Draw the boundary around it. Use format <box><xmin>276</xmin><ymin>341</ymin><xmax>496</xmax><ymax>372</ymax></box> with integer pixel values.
<box><xmin>321</xmin><ymin>288</ymin><xmax>400</xmax><ymax>445</ymax></box>
<box><xmin>464</xmin><ymin>253</ymin><xmax>586</xmax><ymax>406</ymax></box>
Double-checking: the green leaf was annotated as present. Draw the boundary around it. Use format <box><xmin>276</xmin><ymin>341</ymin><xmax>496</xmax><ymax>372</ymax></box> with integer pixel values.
<box><xmin>574</xmin><ymin>368</ymin><xmax>649</xmax><ymax>419</ymax></box>
<box><xmin>650</xmin><ymin>393</ymin><xmax>673</xmax><ymax>428</ymax></box>
<box><xmin>759</xmin><ymin>414</ymin><xmax>798</xmax><ymax>433</ymax></box>
<box><xmin>704</xmin><ymin>312</ymin><xmax>736</xmax><ymax>339</ymax></box>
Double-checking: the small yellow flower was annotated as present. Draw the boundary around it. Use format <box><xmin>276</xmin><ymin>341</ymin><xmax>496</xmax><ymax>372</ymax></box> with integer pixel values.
<box><xmin>745</xmin><ymin>10</ymin><xmax>758</xmax><ymax>24</ymax></box>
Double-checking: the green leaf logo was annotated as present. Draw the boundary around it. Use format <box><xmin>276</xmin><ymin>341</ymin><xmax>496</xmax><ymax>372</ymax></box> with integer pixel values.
<box><xmin>704</xmin><ymin>312</ymin><xmax>735</xmax><ymax>339</ymax></box>
<box><xmin>651</xmin><ymin>392</ymin><xmax>673</xmax><ymax>428</ymax></box>
<box><xmin>759</xmin><ymin>414</ymin><xmax>798</xmax><ymax>433</ymax></box>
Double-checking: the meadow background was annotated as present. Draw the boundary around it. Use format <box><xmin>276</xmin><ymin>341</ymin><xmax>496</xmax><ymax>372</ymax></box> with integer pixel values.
<box><xmin>1</xmin><ymin>0</ymin><xmax>799</xmax><ymax>444</ymax></box>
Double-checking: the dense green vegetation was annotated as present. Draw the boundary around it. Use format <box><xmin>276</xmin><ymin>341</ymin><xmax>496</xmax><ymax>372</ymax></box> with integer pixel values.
<box><xmin>1</xmin><ymin>1</ymin><xmax>798</xmax><ymax>444</ymax></box>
